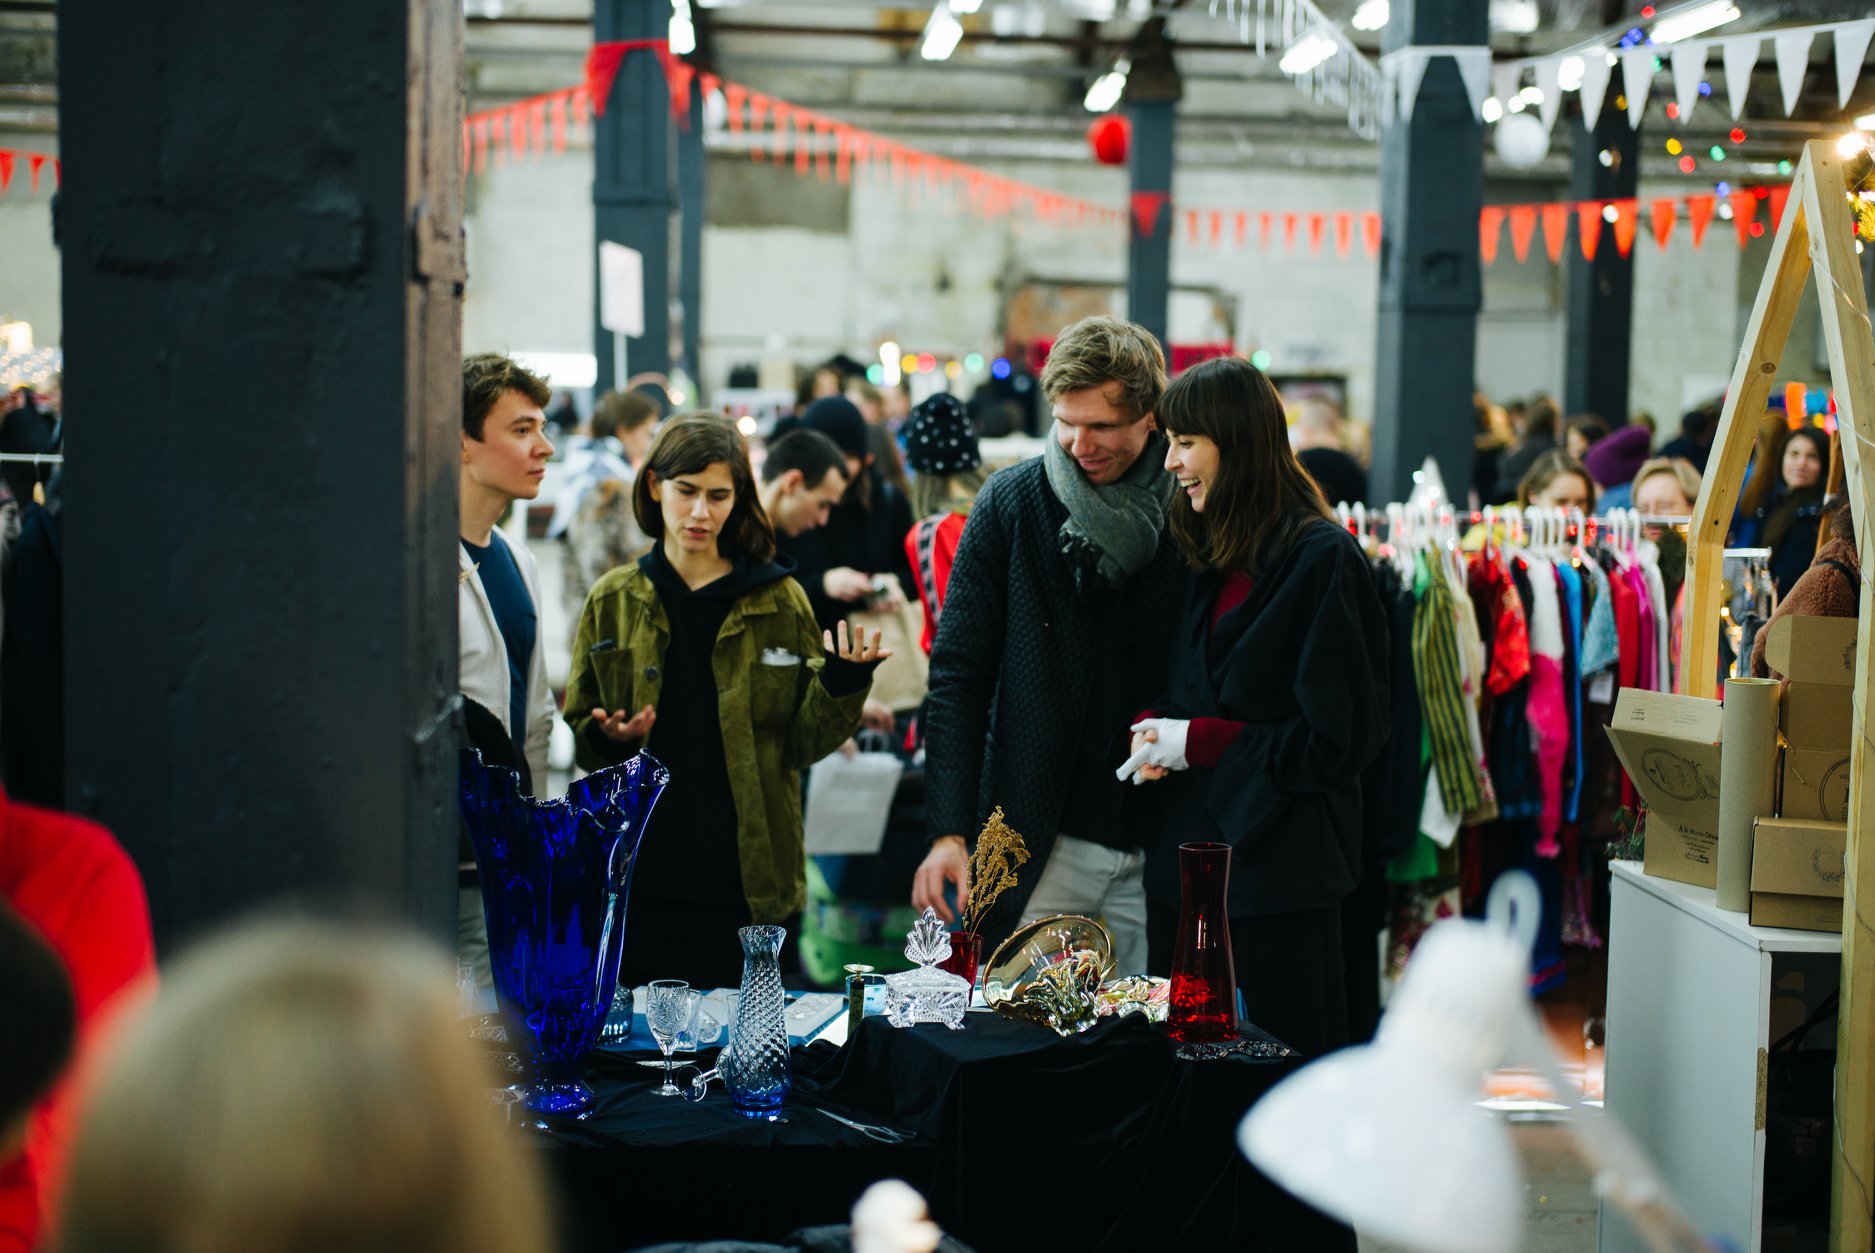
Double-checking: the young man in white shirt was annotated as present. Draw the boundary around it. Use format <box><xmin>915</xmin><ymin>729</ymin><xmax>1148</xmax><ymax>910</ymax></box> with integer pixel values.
<box><xmin>458</xmin><ymin>353</ymin><xmax>559</xmax><ymax>982</ymax></box>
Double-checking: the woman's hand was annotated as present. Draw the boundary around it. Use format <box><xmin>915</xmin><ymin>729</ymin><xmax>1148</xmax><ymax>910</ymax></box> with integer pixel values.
<box><xmin>824</xmin><ymin>621</ymin><xmax>894</xmax><ymax>664</ymax></box>
<box><xmin>1116</xmin><ymin>718</ymin><xmax>1190</xmax><ymax>784</ymax></box>
<box><xmin>824</xmin><ymin>567</ymin><xmax>874</xmax><ymax>602</ymax></box>
<box><xmin>590</xmin><ymin>703</ymin><xmax>656</xmax><ymax>742</ymax></box>
<box><xmin>1126</xmin><ymin>726</ymin><xmax>1171</xmax><ymax>784</ymax></box>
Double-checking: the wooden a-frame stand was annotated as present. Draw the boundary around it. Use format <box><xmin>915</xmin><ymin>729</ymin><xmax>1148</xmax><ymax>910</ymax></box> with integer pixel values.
<box><xmin>1680</xmin><ymin>138</ymin><xmax>1875</xmax><ymax>1250</ymax></box>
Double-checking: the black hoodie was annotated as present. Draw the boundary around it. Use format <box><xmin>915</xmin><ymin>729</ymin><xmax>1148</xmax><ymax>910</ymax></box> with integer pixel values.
<box><xmin>635</xmin><ymin>544</ymin><xmax>797</xmax><ymax>906</ymax></box>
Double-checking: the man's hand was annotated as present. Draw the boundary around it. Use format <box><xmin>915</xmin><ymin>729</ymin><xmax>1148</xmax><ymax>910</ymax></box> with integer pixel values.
<box><xmin>590</xmin><ymin>704</ymin><xmax>656</xmax><ymax>742</ymax></box>
<box><xmin>867</xmin><ymin>573</ymin><xmax>907</xmax><ymax>613</ymax></box>
<box><xmin>912</xmin><ymin>835</ymin><xmax>970</xmax><ymax>924</ymax></box>
<box><xmin>823</xmin><ymin>621</ymin><xmax>893</xmax><ymax>664</ymax></box>
<box><xmin>860</xmin><ymin>698</ymin><xmax>896</xmax><ymax>734</ymax></box>
<box><xmin>824</xmin><ymin>567</ymin><xmax>874</xmax><ymax>602</ymax></box>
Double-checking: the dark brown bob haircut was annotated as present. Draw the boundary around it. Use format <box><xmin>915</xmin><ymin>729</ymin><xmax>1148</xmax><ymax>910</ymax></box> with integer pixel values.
<box><xmin>632</xmin><ymin>413</ymin><xmax>777</xmax><ymax>563</ymax></box>
<box><xmin>1159</xmin><ymin>356</ymin><xmax>1332</xmax><ymax>575</ymax></box>
<box><xmin>462</xmin><ymin>353</ymin><xmax>552</xmax><ymax>440</ymax></box>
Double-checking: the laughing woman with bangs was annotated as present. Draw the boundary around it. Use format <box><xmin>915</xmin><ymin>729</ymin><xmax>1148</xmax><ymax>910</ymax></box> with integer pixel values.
<box><xmin>1122</xmin><ymin>356</ymin><xmax>1389</xmax><ymax>1059</ymax></box>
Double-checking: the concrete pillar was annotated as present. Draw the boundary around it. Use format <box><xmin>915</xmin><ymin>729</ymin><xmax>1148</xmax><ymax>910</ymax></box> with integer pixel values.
<box><xmin>1370</xmin><ymin>0</ymin><xmax>1487</xmax><ymax>505</ymax></box>
<box><xmin>58</xmin><ymin>0</ymin><xmax>465</xmax><ymax>951</ymax></box>
<box><xmin>1564</xmin><ymin>104</ymin><xmax>1638</xmax><ymax>427</ymax></box>
<box><xmin>593</xmin><ymin>0</ymin><xmax>674</xmax><ymax>395</ymax></box>
<box><xmin>1124</xmin><ymin>26</ymin><xmax>1179</xmax><ymax>353</ymax></box>
<box><xmin>677</xmin><ymin>76</ymin><xmax>705</xmax><ymax>404</ymax></box>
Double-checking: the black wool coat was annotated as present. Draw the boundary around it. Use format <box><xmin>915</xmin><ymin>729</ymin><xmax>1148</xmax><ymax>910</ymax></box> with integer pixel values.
<box><xmin>923</xmin><ymin>453</ymin><xmax>1186</xmax><ymax>944</ymax></box>
<box><xmin>1142</xmin><ymin>519</ymin><xmax>1390</xmax><ymax>919</ymax></box>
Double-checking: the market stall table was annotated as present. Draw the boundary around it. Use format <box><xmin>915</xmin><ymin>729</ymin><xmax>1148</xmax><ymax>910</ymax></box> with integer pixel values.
<box><xmin>521</xmin><ymin>1011</ymin><xmax>1338</xmax><ymax>1253</ymax></box>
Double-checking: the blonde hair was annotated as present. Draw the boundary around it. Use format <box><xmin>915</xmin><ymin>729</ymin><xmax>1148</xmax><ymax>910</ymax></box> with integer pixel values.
<box><xmin>57</xmin><ymin>922</ymin><xmax>553</xmax><ymax>1253</ymax></box>
<box><xmin>1630</xmin><ymin>457</ymin><xmax>1701</xmax><ymax>512</ymax></box>
<box><xmin>910</xmin><ymin>466</ymin><xmax>988</xmax><ymax>519</ymax></box>
<box><xmin>1039</xmin><ymin>316</ymin><xmax>1167</xmax><ymax>423</ymax></box>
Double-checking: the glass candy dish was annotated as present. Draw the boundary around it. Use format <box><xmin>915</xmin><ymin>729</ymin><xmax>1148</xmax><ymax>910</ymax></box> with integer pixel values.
<box><xmin>981</xmin><ymin>914</ymin><xmax>1115</xmax><ymax>1037</ymax></box>
<box><xmin>882</xmin><ymin>908</ymin><xmax>971</xmax><ymax>1030</ymax></box>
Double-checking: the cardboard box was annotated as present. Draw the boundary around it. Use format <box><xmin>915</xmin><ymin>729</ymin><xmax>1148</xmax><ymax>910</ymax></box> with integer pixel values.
<box><xmin>1781</xmin><ymin>747</ymin><xmax>1852</xmax><ymax>822</ymax></box>
<box><xmin>1604</xmin><ymin>689</ymin><xmax>1723</xmax><ymax>889</ymax></box>
<box><xmin>1750</xmin><ymin>817</ymin><xmax>1846</xmax><ymax>933</ymax></box>
<box><xmin>1763</xmin><ymin>615</ymin><xmax>1857</xmax><ymax>686</ymax></box>
<box><xmin>1782</xmin><ymin>680</ymin><xmax>1853</xmax><ymax>750</ymax></box>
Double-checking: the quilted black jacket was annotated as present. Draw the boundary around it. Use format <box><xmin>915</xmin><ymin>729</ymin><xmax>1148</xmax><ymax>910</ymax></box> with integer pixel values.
<box><xmin>923</xmin><ymin>452</ymin><xmax>1186</xmax><ymax>945</ymax></box>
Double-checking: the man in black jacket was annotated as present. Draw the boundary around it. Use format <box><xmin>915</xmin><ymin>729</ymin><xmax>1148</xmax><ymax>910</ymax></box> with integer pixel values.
<box><xmin>912</xmin><ymin>317</ymin><xmax>1185</xmax><ymax>974</ymax></box>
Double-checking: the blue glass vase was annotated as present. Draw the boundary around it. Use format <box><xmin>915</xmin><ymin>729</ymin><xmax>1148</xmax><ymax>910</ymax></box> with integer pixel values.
<box><xmin>721</xmin><ymin>924</ymin><xmax>792</xmax><ymax>1120</ymax></box>
<box><xmin>459</xmin><ymin>747</ymin><xmax>668</xmax><ymax>1120</ymax></box>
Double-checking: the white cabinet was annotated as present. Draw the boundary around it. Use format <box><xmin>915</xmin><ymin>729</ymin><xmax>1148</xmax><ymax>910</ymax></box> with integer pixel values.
<box><xmin>1600</xmin><ymin>861</ymin><xmax>1839</xmax><ymax>1253</ymax></box>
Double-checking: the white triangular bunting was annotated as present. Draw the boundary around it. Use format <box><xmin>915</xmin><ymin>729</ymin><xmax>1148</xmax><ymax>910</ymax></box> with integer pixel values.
<box><xmin>1580</xmin><ymin>47</ymin><xmax>1612</xmax><ymax>131</ymax></box>
<box><xmin>1835</xmin><ymin>20</ymin><xmax>1874</xmax><ymax>109</ymax></box>
<box><xmin>1721</xmin><ymin>35</ymin><xmax>1757</xmax><ymax>120</ymax></box>
<box><xmin>1394</xmin><ymin>48</ymin><xmax>1430</xmax><ymax>125</ymax></box>
<box><xmin>1774</xmin><ymin>29</ymin><xmax>1812</xmax><ymax>116</ymax></box>
<box><xmin>1494</xmin><ymin>62</ymin><xmax>1519</xmax><ymax>113</ymax></box>
<box><xmin>1536</xmin><ymin>58</ymin><xmax>1561</xmax><ymax>134</ymax></box>
<box><xmin>1454</xmin><ymin>48</ymin><xmax>1493</xmax><ymax>123</ymax></box>
<box><xmin>1621</xmin><ymin>46</ymin><xmax>1652</xmax><ymax>128</ymax></box>
<box><xmin>1672</xmin><ymin>42</ymin><xmax>1707</xmax><ymax>125</ymax></box>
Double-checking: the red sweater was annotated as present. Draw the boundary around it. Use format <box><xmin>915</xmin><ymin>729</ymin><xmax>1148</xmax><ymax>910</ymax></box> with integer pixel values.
<box><xmin>905</xmin><ymin>511</ymin><xmax>967</xmax><ymax>655</ymax></box>
<box><xmin>0</xmin><ymin>789</ymin><xmax>155</xmax><ymax>1253</ymax></box>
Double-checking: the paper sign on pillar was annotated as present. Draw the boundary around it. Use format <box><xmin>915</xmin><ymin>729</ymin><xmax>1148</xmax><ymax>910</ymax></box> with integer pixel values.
<box><xmin>1604</xmin><ymin>690</ymin><xmax>1723</xmax><ymax>889</ymax></box>
<box><xmin>1764</xmin><ymin>615</ymin><xmax>1856</xmax><ymax>822</ymax></box>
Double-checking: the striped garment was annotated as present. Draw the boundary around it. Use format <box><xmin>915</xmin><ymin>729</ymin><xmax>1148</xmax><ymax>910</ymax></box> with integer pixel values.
<box><xmin>1413</xmin><ymin>556</ymin><xmax>1486</xmax><ymax>815</ymax></box>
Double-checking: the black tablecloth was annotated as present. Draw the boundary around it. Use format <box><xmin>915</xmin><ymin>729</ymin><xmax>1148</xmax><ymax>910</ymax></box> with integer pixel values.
<box><xmin>525</xmin><ymin>1011</ymin><xmax>1348</xmax><ymax>1253</ymax></box>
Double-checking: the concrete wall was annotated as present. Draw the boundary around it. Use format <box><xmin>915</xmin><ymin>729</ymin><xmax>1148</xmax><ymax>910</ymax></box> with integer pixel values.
<box><xmin>0</xmin><ymin>132</ymin><xmax>61</xmax><ymax>349</ymax></box>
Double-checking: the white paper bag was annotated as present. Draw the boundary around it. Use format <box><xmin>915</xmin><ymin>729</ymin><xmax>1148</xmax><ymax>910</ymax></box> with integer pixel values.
<box><xmin>803</xmin><ymin>751</ymin><xmax>904</xmax><ymax>855</ymax></box>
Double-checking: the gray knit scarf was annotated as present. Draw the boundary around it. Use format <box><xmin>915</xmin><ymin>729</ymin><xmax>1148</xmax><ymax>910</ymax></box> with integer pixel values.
<box><xmin>1042</xmin><ymin>424</ymin><xmax>1175</xmax><ymax>589</ymax></box>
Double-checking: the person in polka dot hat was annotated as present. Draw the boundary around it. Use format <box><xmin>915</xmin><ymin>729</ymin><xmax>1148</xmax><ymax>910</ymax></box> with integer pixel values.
<box><xmin>903</xmin><ymin>394</ymin><xmax>989</xmax><ymax>655</ymax></box>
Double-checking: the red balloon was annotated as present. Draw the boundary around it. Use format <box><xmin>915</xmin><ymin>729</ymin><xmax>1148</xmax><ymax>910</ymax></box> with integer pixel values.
<box><xmin>1088</xmin><ymin>114</ymin><xmax>1130</xmax><ymax>166</ymax></box>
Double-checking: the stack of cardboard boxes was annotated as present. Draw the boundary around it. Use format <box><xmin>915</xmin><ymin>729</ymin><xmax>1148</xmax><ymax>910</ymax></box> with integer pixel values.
<box><xmin>1751</xmin><ymin>616</ymin><xmax>1853</xmax><ymax>932</ymax></box>
<box><xmin>1604</xmin><ymin>615</ymin><xmax>1853</xmax><ymax>934</ymax></box>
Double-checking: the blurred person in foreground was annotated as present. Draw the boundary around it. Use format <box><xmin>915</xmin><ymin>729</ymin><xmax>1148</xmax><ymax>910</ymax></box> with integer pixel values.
<box><xmin>0</xmin><ymin>903</ymin><xmax>73</xmax><ymax>1253</ymax></box>
<box><xmin>55</xmin><ymin>922</ymin><xmax>553</xmax><ymax>1253</ymax></box>
<box><xmin>0</xmin><ymin>785</ymin><xmax>153</xmax><ymax>1253</ymax></box>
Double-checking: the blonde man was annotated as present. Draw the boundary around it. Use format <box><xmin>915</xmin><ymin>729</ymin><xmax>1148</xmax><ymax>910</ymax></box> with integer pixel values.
<box><xmin>912</xmin><ymin>317</ymin><xmax>1184</xmax><ymax>975</ymax></box>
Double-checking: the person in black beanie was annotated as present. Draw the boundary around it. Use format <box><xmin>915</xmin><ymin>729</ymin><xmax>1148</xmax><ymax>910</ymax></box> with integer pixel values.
<box><xmin>903</xmin><ymin>394</ymin><xmax>989</xmax><ymax>656</ymax></box>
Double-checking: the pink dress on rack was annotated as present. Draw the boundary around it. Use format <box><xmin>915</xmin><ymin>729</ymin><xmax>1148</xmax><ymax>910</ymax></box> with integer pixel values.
<box><xmin>1522</xmin><ymin>556</ymin><xmax>1567</xmax><ymax>856</ymax></box>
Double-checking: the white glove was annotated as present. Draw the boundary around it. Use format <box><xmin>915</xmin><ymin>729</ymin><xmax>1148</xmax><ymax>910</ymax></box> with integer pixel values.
<box><xmin>1114</xmin><ymin>718</ymin><xmax>1191</xmax><ymax>783</ymax></box>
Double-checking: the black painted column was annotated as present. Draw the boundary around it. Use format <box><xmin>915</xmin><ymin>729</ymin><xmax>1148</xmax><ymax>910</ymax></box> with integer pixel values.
<box><xmin>677</xmin><ymin>76</ymin><xmax>705</xmax><ymax>403</ymax></box>
<box><xmin>1564</xmin><ymin>106</ymin><xmax>1638</xmax><ymax>426</ymax></box>
<box><xmin>1124</xmin><ymin>27</ymin><xmax>1179</xmax><ymax>352</ymax></box>
<box><xmin>594</xmin><ymin>0</ymin><xmax>674</xmax><ymax>394</ymax></box>
<box><xmin>58</xmin><ymin>1</ymin><xmax>465</xmax><ymax>951</ymax></box>
<box><xmin>1371</xmin><ymin>0</ymin><xmax>1487</xmax><ymax>505</ymax></box>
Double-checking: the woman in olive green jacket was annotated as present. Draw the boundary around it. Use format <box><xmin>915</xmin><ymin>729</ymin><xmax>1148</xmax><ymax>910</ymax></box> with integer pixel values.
<box><xmin>566</xmin><ymin>415</ymin><xmax>888</xmax><ymax>988</ymax></box>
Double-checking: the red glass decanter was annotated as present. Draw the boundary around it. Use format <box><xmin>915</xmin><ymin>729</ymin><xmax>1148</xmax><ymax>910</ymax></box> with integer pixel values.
<box><xmin>1166</xmin><ymin>841</ymin><xmax>1238</xmax><ymax>1045</ymax></box>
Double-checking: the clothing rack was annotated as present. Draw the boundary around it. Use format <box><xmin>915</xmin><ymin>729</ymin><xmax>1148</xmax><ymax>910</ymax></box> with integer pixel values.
<box><xmin>0</xmin><ymin>452</ymin><xmax>61</xmax><ymax>466</ymax></box>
